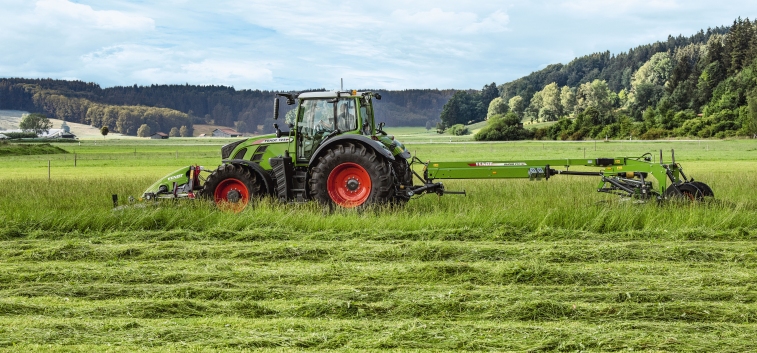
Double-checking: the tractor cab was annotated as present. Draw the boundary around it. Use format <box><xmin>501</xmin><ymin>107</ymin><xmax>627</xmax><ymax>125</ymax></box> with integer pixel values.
<box><xmin>271</xmin><ymin>90</ymin><xmax>409</xmax><ymax>164</ymax></box>
<box><xmin>293</xmin><ymin>91</ymin><xmax>370</xmax><ymax>162</ymax></box>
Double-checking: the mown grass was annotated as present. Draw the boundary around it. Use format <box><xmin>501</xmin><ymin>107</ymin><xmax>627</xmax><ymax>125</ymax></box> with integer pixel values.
<box><xmin>0</xmin><ymin>138</ymin><xmax>756</xmax><ymax>351</ymax></box>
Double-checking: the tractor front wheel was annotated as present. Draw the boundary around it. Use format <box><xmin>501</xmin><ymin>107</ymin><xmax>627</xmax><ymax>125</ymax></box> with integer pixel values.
<box><xmin>310</xmin><ymin>142</ymin><xmax>394</xmax><ymax>208</ymax></box>
<box><xmin>201</xmin><ymin>164</ymin><xmax>262</xmax><ymax>212</ymax></box>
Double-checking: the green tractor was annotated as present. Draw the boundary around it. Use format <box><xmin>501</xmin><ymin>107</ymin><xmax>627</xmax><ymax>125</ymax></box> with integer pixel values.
<box><xmin>140</xmin><ymin>90</ymin><xmax>713</xmax><ymax>211</ymax></box>
<box><xmin>143</xmin><ymin>91</ymin><xmax>424</xmax><ymax>210</ymax></box>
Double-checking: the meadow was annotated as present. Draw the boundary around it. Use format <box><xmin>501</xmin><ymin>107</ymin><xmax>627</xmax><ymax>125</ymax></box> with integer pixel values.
<box><xmin>1</xmin><ymin>134</ymin><xmax>756</xmax><ymax>351</ymax></box>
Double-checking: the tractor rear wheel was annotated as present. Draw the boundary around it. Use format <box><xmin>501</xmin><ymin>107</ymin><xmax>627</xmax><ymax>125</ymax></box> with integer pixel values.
<box><xmin>201</xmin><ymin>164</ymin><xmax>262</xmax><ymax>212</ymax></box>
<box><xmin>309</xmin><ymin>142</ymin><xmax>394</xmax><ymax>208</ymax></box>
<box><xmin>664</xmin><ymin>182</ymin><xmax>704</xmax><ymax>202</ymax></box>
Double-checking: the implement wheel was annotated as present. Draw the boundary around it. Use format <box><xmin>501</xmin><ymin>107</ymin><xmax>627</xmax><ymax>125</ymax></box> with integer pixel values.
<box><xmin>690</xmin><ymin>181</ymin><xmax>714</xmax><ymax>197</ymax></box>
<box><xmin>201</xmin><ymin>164</ymin><xmax>262</xmax><ymax>212</ymax></box>
<box><xmin>664</xmin><ymin>182</ymin><xmax>704</xmax><ymax>202</ymax></box>
<box><xmin>310</xmin><ymin>142</ymin><xmax>393</xmax><ymax>208</ymax></box>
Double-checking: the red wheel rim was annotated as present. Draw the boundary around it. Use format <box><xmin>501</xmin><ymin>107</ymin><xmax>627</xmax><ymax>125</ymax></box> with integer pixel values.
<box><xmin>214</xmin><ymin>178</ymin><xmax>249</xmax><ymax>212</ymax></box>
<box><xmin>327</xmin><ymin>162</ymin><xmax>372</xmax><ymax>208</ymax></box>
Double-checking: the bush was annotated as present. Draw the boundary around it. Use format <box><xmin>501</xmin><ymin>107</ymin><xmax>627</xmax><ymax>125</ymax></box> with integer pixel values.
<box><xmin>533</xmin><ymin>127</ymin><xmax>548</xmax><ymax>140</ymax></box>
<box><xmin>448</xmin><ymin>124</ymin><xmax>469</xmax><ymax>136</ymax></box>
<box><xmin>640</xmin><ymin>128</ymin><xmax>669</xmax><ymax>140</ymax></box>
<box><xmin>179</xmin><ymin>125</ymin><xmax>192</xmax><ymax>137</ymax></box>
<box><xmin>137</xmin><ymin>124</ymin><xmax>151</xmax><ymax>137</ymax></box>
<box><xmin>474</xmin><ymin>112</ymin><xmax>533</xmax><ymax>141</ymax></box>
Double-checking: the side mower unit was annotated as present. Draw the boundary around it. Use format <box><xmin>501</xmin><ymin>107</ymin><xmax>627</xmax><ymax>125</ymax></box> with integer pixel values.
<box><xmin>137</xmin><ymin>149</ymin><xmax>712</xmax><ymax>210</ymax></box>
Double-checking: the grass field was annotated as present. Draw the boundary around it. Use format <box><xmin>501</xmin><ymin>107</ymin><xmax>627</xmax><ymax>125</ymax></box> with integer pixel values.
<box><xmin>1</xmin><ymin>135</ymin><xmax>756</xmax><ymax>351</ymax></box>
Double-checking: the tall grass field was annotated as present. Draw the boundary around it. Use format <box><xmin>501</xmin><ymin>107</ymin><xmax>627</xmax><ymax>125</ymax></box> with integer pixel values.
<box><xmin>1</xmin><ymin>135</ymin><xmax>756</xmax><ymax>351</ymax></box>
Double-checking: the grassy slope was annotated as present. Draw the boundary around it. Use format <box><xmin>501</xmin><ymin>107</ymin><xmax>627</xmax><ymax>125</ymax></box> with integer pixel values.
<box><xmin>0</xmin><ymin>142</ymin><xmax>68</xmax><ymax>156</ymax></box>
<box><xmin>0</xmin><ymin>138</ymin><xmax>756</xmax><ymax>351</ymax></box>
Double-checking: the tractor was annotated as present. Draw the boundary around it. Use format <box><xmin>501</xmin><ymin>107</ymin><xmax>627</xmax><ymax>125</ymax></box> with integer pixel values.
<box><xmin>140</xmin><ymin>90</ymin><xmax>713</xmax><ymax>211</ymax></box>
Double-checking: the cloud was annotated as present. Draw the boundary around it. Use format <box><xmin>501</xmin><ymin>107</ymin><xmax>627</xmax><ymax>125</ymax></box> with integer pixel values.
<box><xmin>80</xmin><ymin>45</ymin><xmax>273</xmax><ymax>87</ymax></box>
<box><xmin>560</xmin><ymin>0</ymin><xmax>680</xmax><ymax>16</ymax></box>
<box><xmin>2</xmin><ymin>0</ymin><xmax>757</xmax><ymax>90</ymax></box>
<box><xmin>34</xmin><ymin>0</ymin><xmax>154</xmax><ymax>31</ymax></box>
<box><xmin>179</xmin><ymin>60</ymin><xmax>273</xmax><ymax>84</ymax></box>
<box><xmin>392</xmin><ymin>8</ymin><xmax>509</xmax><ymax>34</ymax></box>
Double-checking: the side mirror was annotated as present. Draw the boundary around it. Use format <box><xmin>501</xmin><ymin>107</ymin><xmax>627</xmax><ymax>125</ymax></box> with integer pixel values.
<box><xmin>273</xmin><ymin>98</ymin><xmax>280</xmax><ymax>120</ymax></box>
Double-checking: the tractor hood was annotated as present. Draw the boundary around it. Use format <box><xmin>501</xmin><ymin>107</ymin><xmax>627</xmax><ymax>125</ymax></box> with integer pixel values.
<box><xmin>220</xmin><ymin>134</ymin><xmax>293</xmax><ymax>159</ymax></box>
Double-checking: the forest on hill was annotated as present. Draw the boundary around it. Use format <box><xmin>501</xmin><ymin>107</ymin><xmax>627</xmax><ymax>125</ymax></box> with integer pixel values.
<box><xmin>443</xmin><ymin>19</ymin><xmax>757</xmax><ymax>141</ymax></box>
<box><xmin>0</xmin><ymin>78</ymin><xmax>454</xmax><ymax>136</ymax></box>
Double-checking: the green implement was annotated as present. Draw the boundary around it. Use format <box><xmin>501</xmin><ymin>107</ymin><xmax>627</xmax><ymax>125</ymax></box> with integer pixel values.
<box><xmin>423</xmin><ymin>150</ymin><xmax>706</xmax><ymax>201</ymax></box>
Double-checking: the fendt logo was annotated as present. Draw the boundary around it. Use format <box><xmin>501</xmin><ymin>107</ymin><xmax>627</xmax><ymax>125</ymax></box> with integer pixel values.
<box><xmin>469</xmin><ymin>162</ymin><xmax>527</xmax><ymax>167</ymax></box>
<box><xmin>167</xmin><ymin>174</ymin><xmax>183</xmax><ymax>181</ymax></box>
<box><xmin>262</xmin><ymin>137</ymin><xmax>292</xmax><ymax>144</ymax></box>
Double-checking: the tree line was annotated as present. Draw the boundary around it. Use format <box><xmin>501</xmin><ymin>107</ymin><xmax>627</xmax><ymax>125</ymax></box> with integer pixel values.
<box><xmin>0</xmin><ymin>80</ymin><xmax>193</xmax><ymax>136</ymax></box>
<box><xmin>444</xmin><ymin>18</ymin><xmax>757</xmax><ymax>141</ymax></box>
<box><xmin>0</xmin><ymin>79</ymin><xmax>456</xmax><ymax>135</ymax></box>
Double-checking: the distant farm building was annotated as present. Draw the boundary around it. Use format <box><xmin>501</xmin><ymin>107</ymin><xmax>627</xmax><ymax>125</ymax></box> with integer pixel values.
<box><xmin>198</xmin><ymin>133</ymin><xmax>207</xmax><ymax>137</ymax></box>
<box><xmin>151</xmin><ymin>132</ymin><xmax>169</xmax><ymax>139</ymax></box>
<box><xmin>0</xmin><ymin>133</ymin><xmax>7</xmax><ymax>140</ymax></box>
<box><xmin>212</xmin><ymin>128</ymin><xmax>242</xmax><ymax>138</ymax></box>
<box><xmin>41</xmin><ymin>129</ymin><xmax>76</xmax><ymax>139</ymax></box>
<box><xmin>47</xmin><ymin>130</ymin><xmax>77</xmax><ymax>139</ymax></box>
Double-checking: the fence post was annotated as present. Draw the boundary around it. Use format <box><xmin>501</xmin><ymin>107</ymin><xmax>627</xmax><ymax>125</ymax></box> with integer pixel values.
<box><xmin>74</xmin><ymin>153</ymin><xmax>77</xmax><ymax>167</ymax></box>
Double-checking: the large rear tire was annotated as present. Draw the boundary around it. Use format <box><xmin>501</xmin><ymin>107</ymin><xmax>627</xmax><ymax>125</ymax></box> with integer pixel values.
<box><xmin>201</xmin><ymin>164</ymin><xmax>262</xmax><ymax>212</ymax></box>
<box><xmin>309</xmin><ymin>142</ymin><xmax>394</xmax><ymax>208</ymax></box>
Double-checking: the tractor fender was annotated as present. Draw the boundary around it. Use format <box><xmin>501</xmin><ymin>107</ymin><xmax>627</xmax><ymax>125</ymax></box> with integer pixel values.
<box><xmin>221</xmin><ymin>159</ymin><xmax>275</xmax><ymax>195</ymax></box>
<box><xmin>309</xmin><ymin>135</ymin><xmax>395</xmax><ymax>166</ymax></box>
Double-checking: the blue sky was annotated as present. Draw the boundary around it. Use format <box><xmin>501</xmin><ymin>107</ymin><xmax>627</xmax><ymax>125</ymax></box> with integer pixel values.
<box><xmin>1</xmin><ymin>0</ymin><xmax>755</xmax><ymax>90</ymax></box>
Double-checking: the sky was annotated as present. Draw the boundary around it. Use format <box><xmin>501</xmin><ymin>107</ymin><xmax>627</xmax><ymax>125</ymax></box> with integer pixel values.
<box><xmin>1</xmin><ymin>0</ymin><xmax>756</xmax><ymax>91</ymax></box>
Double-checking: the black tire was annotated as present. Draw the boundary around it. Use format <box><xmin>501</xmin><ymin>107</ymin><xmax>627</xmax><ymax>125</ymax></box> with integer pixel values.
<box><xmin>201</xmin><ymin>164</ymin><xmax>262</xmax><ymax>211</ymax></box>
<box><xmin>689</xmin><ymin>181</ymin><xmax>714</xmax><ymax>197</ymax></box>
<box><xmin>309</xmin><ymin>142</ymin><xmax>394</xmax><ymax>208</ymax></box>
<box><xmin>663</xmin><ymin>182</ymin><xmax>704</xmax><ymax>202</ymax></box>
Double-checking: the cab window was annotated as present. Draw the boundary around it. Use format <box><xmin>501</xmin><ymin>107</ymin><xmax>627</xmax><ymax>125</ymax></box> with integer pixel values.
<box><xmin>298</xmin><ymin>99</ymin><xmax>334</xmax><ymax>160</ymax></box>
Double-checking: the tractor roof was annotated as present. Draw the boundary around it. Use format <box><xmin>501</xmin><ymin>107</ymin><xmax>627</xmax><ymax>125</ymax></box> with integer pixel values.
<box><xmin>298</xmin><ymin>91</ymin><xmax>370</xmax><ymax>99</ymax></box>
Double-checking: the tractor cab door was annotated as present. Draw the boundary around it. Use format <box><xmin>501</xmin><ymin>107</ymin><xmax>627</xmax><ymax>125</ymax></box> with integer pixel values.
<box><xmin>358</xmin><ymin>97</ymin><xmax>373</xmax><ymax>135</ymax></box>
<box><xmin>296</xmin><ymin>98</ymin><xmax>357</xmax><ymax>162</ymax></box>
